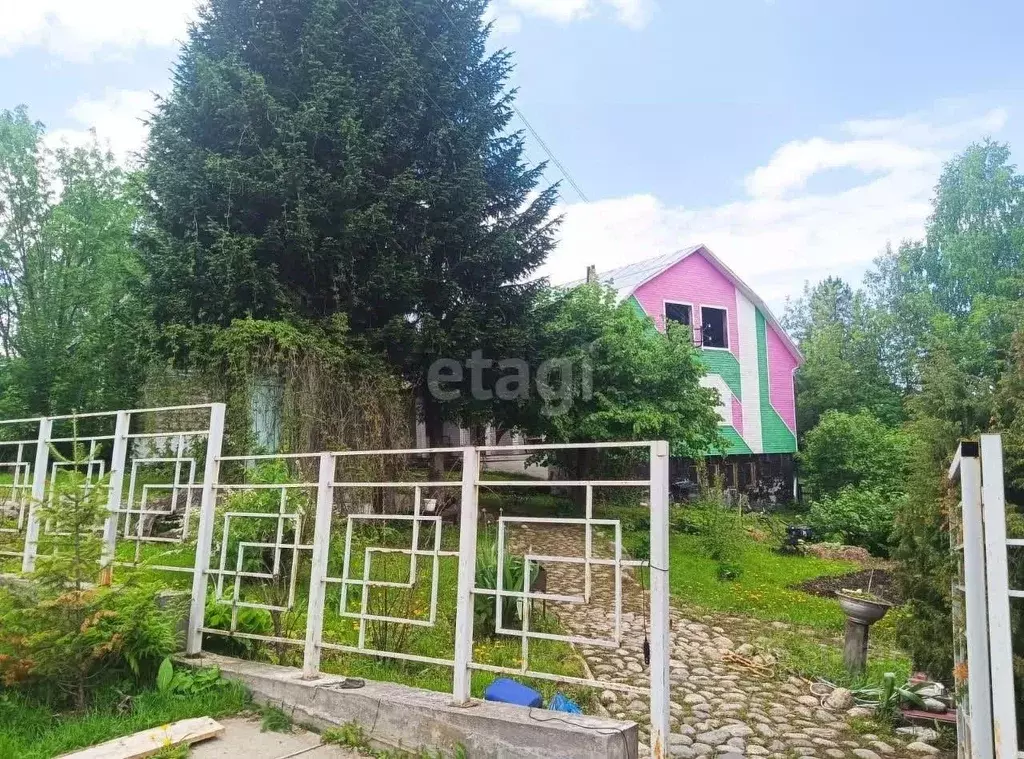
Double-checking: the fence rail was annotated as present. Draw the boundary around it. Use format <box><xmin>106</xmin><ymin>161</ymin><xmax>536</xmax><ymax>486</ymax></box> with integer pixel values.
<box><xmin>0</xmin><ymin>402</ymin><xmax>671</xmax><ymax>759</ymax></box>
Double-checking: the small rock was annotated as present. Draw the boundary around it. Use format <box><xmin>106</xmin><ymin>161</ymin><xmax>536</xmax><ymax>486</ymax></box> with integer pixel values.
<box><xmin>869</xmin><ymin>741</ymin><xmax>895</xmax><ymax>755</ymax></box>
<box><xmin>846</xmin><ymin>707</ymin><xmax>874</xmax><ymax>719</ymax></box>
<box><xmin>806</xmin><ymin>728</ymin><xmax>839</xmax><ymax>739</ymax></box>
<box><xmin>823</xmin><ymin>688</ymin><xmax>855</xmax><ymax>711</ymax></box>
<box><xmin>685</xmin><ymin>693</ymin><xmax>709</xmax><ymax>705</ymax></box>
<box><xmin>791</xmin><ymin>748</ymin><xmax>818</xmax><ymax>756</ymax></box>
<box><xmin>696</xmin><ymin>730</ymin><xmax>731</xmax><ymax>747</ymax></box>
<box><xmin>737</xmin><ymin>643</ymin><xmax>756</xmax><ymax>657</ymax></box>
<box><xmin>726</xmin><ymin>737</ymin><xmax>746</xmax><ymax>749</ymax></box>
<box><xmin>600</xmin><ymin>690</ymin><xmax>618</xmax><ymax>706</ymax></box>
<box><xmin>726</xmin><ymin>725</ymin><xmax>754</xmax><ymax>738</ymax></box>
<box><xmin>798</xmin><ymin>695</ymin><xmax>820</xmax><ymax>707</ymax></box>
<box><xmin>747</xmin><ymin>746</ymin><xmax>770</xmax><ymax>756</ymax></box>
<box><xmin>852</xmin><ymin>750</ymin><xmax>881</xmax><ymax>759</ymax></box>
<box><xmin>713</xmin><ymin>636</ymin><xmax>736</xmax><ymax>650</ymax></box>
<box><xmin>896</xmin><ymin>727</ymin><xmax>939</xmax><ymax>743</ymax></box>
<box><xmin>906</xmin><ymin>742</ymin><xmax>940</xmax><ymax>755</ymax></box>
<box><xmin>691</xmin><ymin>744</ymin><xmax>714</xmax><ymax>757</ymax></box>
<box><xmin>922</xmin><ymin>698</ymin><xmax>947</xmax><ymax>713</ymax></box>
<box><xmin>825</xmin><ymin>750</ymin><xmax>845</xmax><ymax>759</ymax></box>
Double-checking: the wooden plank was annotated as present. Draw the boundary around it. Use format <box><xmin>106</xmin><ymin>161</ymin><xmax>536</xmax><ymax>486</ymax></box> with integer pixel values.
<box><xmin>58</xmin><ymin>717</ymin><xmax>224</xmax><ymax>759</ymax></box>
<box><xmin>901</xmin><ymin>708</ymin><xmax>958</xmax><ymax>725</ymax></box>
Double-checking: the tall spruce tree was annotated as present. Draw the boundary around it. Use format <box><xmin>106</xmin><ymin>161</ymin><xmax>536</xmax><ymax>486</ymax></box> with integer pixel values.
<box><xmin>144</xmin><ymin>0</ymin><xmax>559</xmax><ymax>454</ymax></box>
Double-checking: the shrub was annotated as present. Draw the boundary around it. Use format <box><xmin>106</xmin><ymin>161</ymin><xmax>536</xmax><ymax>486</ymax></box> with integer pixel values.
<box><xmin>684</xmin><ymin>500</ymin><xmax>747</xmax><ymax>581</ymax></box>
<box><xmin>808</xmin><ymin>487</ymin><xmax>902</xmax><ymax>556</ymax></box>
<box><xmin>800</xmin><ymin>411</ymin><xmax>910</xmax><ymax>501</ymax></box>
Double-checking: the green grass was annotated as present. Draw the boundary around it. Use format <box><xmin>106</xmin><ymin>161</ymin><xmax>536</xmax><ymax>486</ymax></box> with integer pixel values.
<box><xmin>0</xmin><ymin>684</ymin><xmax>249</xmax><ymax>759</ymax></box>
<box><xmin>665</xmin><ymin>531</ymin><xmax>857</xmax><ymax>629</ymax></box>
<box><xmin>761</xmin><ymin>628</ymin><xmax>912</xmax><ymax>688</ymax></box>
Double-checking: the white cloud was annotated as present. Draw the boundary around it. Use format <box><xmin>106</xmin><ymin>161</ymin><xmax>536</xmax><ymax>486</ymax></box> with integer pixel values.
<box><xmin>46</xmin><ymin>89</ymin><xmax>159</xmax><ymax>167</ymax></box>
<box><xmin>0</xmin><ymin>1</ymin><xmax>197</xmax><ymax>60</ymax></box>
<box><xmin>539</xmin><ymin>104</ymin><xmax>1009</xmax><ymax>310</ymax></box>
<box><xmin>487</xmin><ymin>0</ymin><xmax>654</xmax><ymax>32</ymax></box>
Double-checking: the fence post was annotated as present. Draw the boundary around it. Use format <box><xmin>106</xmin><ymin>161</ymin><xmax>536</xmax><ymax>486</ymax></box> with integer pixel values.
<box><xmin>980</xmin><ymin>434</ymin><xmax>1015</xmax><ymax>759</ymax></box>
<box><xmin>303</xmin><ymin>451</ymin><xmax>335</xmax><ymax>678</ymax></box>
<box><xmin>21</xmin><ymin>417</ymin><xmax>52</xmax><ymax>573</ymax></box>
<box><xmin>959</xmin><ymin>445</ymin><xmax>994</xmax><ymax>759</ymax></box>
<box><xmin>186</xmin><ymin>403</ymin><xmax>226</xmax><ymax>656</ymax></box>
<box><xmin>99</xmin><ymin>411</ymin><xmax>131</xmax><ymax>585</ymax></box>
<box><xmin>452</xmin><ymin>446</ymin><xmax>480</xmax><ymax>704</ymax></box>
<box><xmin>649</xmin><ymin>440</ymin><xmax>671</xmax><ymax>759</ymax></box>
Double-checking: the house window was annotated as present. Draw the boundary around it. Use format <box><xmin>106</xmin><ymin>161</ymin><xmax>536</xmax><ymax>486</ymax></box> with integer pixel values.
<box><xmin>664</xmin><ymin>302</ymin><xmax>692</xmax><ymax>327</ymax></box>
<box><xmin>701</xmin><ymin>307</ymin><xmax>728</xmax><ymax>348</ymax></box>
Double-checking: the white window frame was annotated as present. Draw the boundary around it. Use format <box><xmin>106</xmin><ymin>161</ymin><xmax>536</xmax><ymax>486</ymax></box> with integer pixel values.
<box><xmin>698</xmin><ymin>304</ymin><xmax>731</xmax><ymax>351</ymax></box>
<box><xmin>662</xmin><ymin>299</ymin><xmax>694</xmax><ymax>332</ymax></box>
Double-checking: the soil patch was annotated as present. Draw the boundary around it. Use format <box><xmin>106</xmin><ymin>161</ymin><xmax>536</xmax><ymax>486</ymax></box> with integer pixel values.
<box><xmin>795</xmin><ymin>568</ymin><xmax>905</xmax><ymax>605</ymax></box>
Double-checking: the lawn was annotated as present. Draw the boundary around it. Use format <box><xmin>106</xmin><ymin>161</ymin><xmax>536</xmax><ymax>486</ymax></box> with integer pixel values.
<box><xmin>0</xmin><ymin>684</ymin><xmax>249</xmax><ymax>759</ymax></box>
<box><xmin>666</xmin><ymin>531</ymin><xmax>858</xmax><ymax>630</ymax></box>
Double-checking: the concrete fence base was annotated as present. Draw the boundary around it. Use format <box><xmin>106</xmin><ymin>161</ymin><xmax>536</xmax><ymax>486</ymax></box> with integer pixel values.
<box><xmin>181</xmin><ymin>652</ymin><xmax>638</xmax><ymax>759</ymax></box>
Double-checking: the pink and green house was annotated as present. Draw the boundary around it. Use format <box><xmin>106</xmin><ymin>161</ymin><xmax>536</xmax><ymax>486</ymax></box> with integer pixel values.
<box><xmin>585</xmin><ymin>245</ymin><xmax>804</xmax><ymax>499</ymax></box>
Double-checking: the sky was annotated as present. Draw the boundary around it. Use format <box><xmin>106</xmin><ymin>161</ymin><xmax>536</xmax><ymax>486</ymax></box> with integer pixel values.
<box><xmin>2</xmin><ymin>0</ymin><xmax>1022</xmax><ymax>314</ymax></box>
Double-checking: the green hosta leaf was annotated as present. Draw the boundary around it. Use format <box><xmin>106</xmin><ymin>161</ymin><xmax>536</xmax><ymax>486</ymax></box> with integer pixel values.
<box><xmin>157</xmin><ymin>657</ymin><xmax>174</xmax><ymax>693</ymax></box>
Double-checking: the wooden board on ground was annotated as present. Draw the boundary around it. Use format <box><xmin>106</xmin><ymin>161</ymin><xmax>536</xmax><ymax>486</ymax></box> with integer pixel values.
<box><xmin>58</xmin><ymin>717</ymin><xmax>224</xmax><ymax>759</ymax></box>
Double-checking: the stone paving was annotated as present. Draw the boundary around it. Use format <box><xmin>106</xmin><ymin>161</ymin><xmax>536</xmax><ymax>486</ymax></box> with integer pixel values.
<box><xmin>509</xmin><ymin>524</ymin><xmax>948</xmax><ymax>759</ymax></box>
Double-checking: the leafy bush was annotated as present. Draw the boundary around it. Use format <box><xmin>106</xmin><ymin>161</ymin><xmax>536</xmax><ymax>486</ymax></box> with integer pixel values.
<box><xmin>156</xmin><ymin>658</ymin><xmax>231</xmax><ymax>698</ymax></box>
<box><xmin>800</xmin><ymin>411</ymin><xmax>910</xmax><ymax>501</ymax></box>
<box><xmin>809</xmin><ymin>487</ymin><xmax>902</xmax><ymax>556</ymax></box>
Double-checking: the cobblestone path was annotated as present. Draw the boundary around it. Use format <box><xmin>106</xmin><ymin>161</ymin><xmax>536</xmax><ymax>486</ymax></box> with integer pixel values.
<box><xmin>508</xmin><ymin>523</ymin><xmax>947</xmax><ymax>759</ymax></box>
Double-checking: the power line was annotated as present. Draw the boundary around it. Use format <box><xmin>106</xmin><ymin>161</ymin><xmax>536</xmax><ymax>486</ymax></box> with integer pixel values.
<box><xmin>402</xmin><ymin>0</ymin><xmax>590</xmax><ymax>204</ymax></box>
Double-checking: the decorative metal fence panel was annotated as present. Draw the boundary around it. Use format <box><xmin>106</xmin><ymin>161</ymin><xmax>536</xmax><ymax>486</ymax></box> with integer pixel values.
<box><xmin>0</xmin><ymin>404</ymin><xmax>222</xmax><ymax>581</ymax></box>
<box><xmin>2</xmin><ymin>402</ymin><xmax>671</xmax><ymax>759</ymax></box>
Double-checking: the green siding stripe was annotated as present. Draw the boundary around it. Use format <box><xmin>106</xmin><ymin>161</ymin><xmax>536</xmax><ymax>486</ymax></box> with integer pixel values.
<box><xmin>713</xmin><ymin>426</ymin><xmax>753</xmax><ymax>456</ymax></box>
<box><xmin>700</xmin><ymin>349</ymin><xmax>742</xmax><ymax>400</ymax></box>
<box><xmin>755</xmin><ymin>310</ymin><xmax>797</xmax><ymax>454</ymax></box>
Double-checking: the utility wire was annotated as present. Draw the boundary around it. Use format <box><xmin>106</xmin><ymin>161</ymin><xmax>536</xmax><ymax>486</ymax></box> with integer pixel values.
<box><xmin>399</xmin><ymin>0</ymin><xmax>590</xmax><ymax>204</ymax></box>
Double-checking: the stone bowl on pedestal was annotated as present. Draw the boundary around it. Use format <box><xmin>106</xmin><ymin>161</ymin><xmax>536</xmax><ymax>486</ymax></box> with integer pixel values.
<box><xmin>837</xmin><ymin>592</ymin><xmax>891</xmax><ymax>625</ymax></box>
<box><xmin>837</xmin><ymin>591</ymin><xmax>891</xmax><ymax>674</ymax></box>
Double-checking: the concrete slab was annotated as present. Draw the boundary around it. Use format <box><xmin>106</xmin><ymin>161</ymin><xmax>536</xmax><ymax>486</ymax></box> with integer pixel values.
<box><xmin>180</xmin><ymin>653</ymin><xmax>638</xmax><ymax>759</ymax></box>
<box><xmin>190</xmin><ymin>716</ymin><xmax>361</xmax><ymax>759</ymax></box>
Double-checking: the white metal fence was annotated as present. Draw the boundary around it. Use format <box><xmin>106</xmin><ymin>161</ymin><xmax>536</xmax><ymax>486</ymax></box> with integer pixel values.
<box><xmin>1</xmin><ymin>402</ymin><xmax>671</xmax><ymax>759</ymax></box>
<box><xmin>950</xmin><ymin>435</ymin><xmax>1020</xmax><ymax>759</ymax></box>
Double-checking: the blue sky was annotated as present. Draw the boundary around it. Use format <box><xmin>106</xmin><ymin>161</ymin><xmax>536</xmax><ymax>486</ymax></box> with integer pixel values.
<box><xmin>2</xmin><ymin>0</ymin><xmax>1021</xmax><ymax>311</ymax></box>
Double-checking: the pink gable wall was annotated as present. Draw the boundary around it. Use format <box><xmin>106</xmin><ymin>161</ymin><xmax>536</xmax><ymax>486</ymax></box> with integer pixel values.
<box><xmin>633</xmin><ymin>253</ymin><xmax>740</xmax><ymax>360</ymax></box>
<box><xmin>767</xmin><ymin>328</ymin><xmax>798</xmax><ymax>433</ymax></box>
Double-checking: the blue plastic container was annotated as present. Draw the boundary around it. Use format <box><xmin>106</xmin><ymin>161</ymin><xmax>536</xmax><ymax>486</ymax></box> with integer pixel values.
<box><xmin>482</xmin><ymin>678</ymin><xmax>543</xmax><ymax>708</ymax></box>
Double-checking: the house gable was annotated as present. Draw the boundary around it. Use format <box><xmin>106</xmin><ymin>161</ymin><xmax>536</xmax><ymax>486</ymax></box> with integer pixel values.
<box><xmin>617</xmin><ymin>246</ymin><xmax>800</xmax><ymax>456</ymax></box>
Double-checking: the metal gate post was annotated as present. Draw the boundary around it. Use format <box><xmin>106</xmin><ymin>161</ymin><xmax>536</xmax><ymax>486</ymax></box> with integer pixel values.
<box><xmin>21</xmin><ymin>417</ymin><xmax>52</xmax><ymax>573</ymax></box>
<box><xmin>99</xmin><ymin>410</ymin><xmax>131</xmax><ymax>585</ymax></box>
<box><xmin>980</xmin><ymin>434</ymin><xmax>1016</xmax><ymax>759</ymax></box>
<box><xmin>959</xmin><ymin>445</ymin><xmax>994</xmax><ymax>759</ymax></box>
<box><xmin>186</xmin><ymin>403</ymin><xmax>226</xmax><ymax>655</ymax></box>
<box><xmin>649</xmin><ymin>440</ymin><xmax>671</xmax><ymax>759</ymax></box>
<box><xmin>303</xmin><ymin>451</ymin><xmax>336</xmax><ymax>678</ymax></box>
<box><xmin>452</xmin><ymin>446</ymin><xmax>480</xmax><ymax>704</ymax></box>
